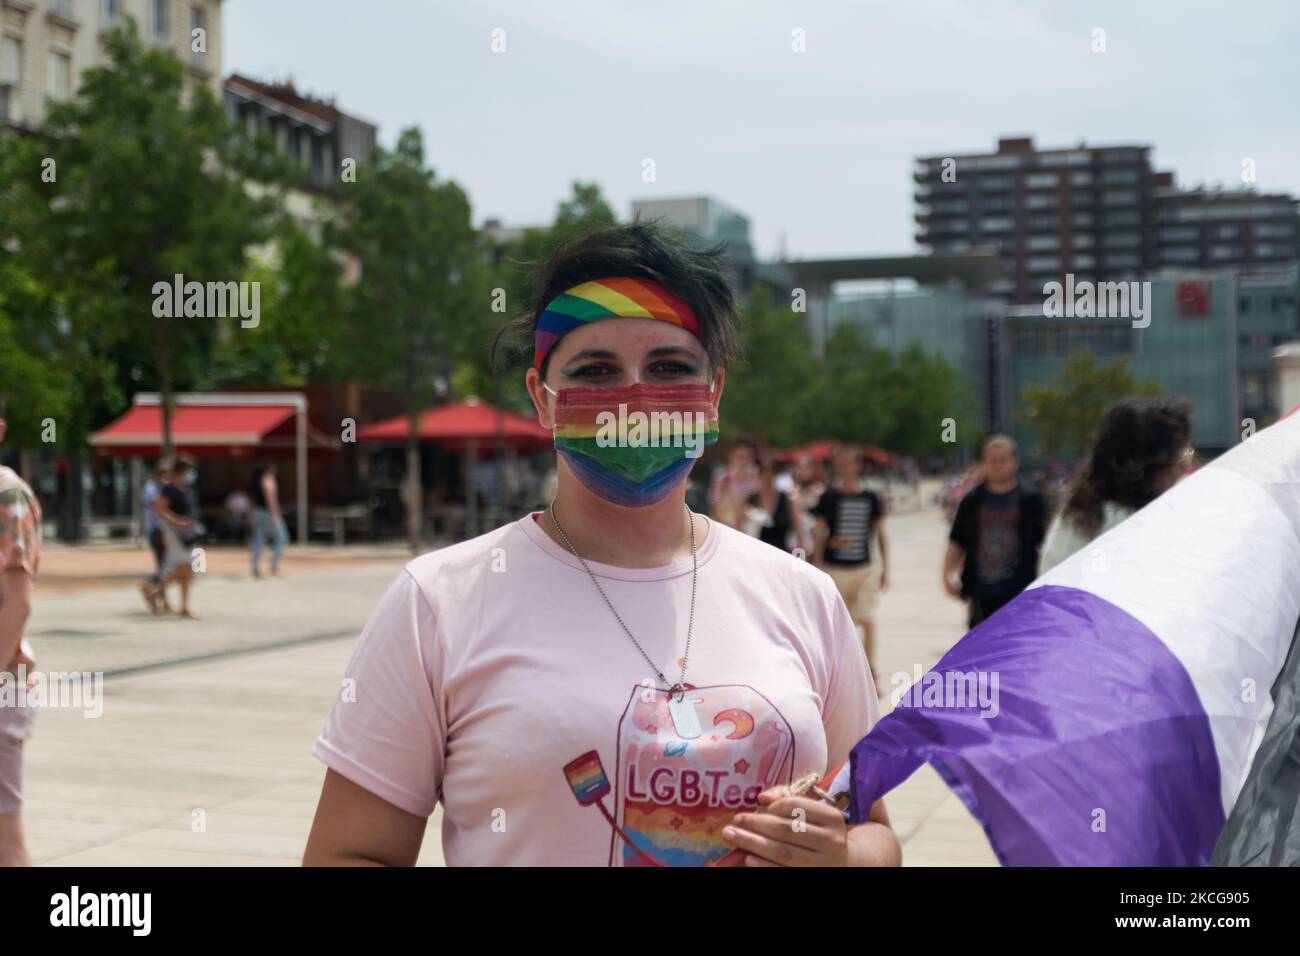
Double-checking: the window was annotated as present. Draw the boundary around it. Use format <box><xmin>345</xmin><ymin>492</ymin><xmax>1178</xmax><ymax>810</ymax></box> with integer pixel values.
<box><xmin>103</xmin><ymin>0</ymin><xmax>121</xmax><ymax>20</ymax></box>
<box><xmin>969</xmin><ymin>155</ymin><xmax>1022</xmax><ymax>171</ymax></box>
<box><xmin>1070</xmin><ymin>171</ymin><xmax>1093</xmax><ymax>186</ymax></box>
<box><xmin>1026</xmin><ymin>194</ymin><xmax>1058</xmax><ymax>209</ymax></box>
<box><xmin>1073</xmin><ymin>254</ymin><xmax>1096</xmax><ymax>269</ymax></box>
<box><xmin>46</xmin><ymin>51</ymin><xmax>71</xmax><ymax>99</ymax></box>
<box><xmin>1</xmin><ymin>36</ymin><xmax>21</xmax><ymax>86</ymax></box>
<box><xmin>1027</xmin><ymin>235</ymin><xmax>1059</xmax><ymax>251</ymax></box>
<box><xmin>191</xmin><ymin>5</ymin><xmax>205</xmax><ymax>34</ymax></box>
<box><xmin>153</xmin><ymin>0</ymin><xmax>168</xmax><ymax>35</ymax></box>
<box><xmin>1025</xmin><ymin>172</ymin><xmax>1059</xmax><ymax>189</ymax></box>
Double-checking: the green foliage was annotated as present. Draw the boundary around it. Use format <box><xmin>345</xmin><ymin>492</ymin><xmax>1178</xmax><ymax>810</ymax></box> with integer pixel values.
<box><xmin>719</xmin><ymin>286</ymin><xmax>818</xmax><ymax>447</ymax></box>
<box><xmin>878</xmin><ymin>342</ymin><xmax>978</xmax><ymax>457</ymax></box>
<box><xmin>207</xmin><ymin>219</ymin><xmax>348</xmax><ymax>387</ymax></box>
<box><xmin>1020</xmin><ymin>349</ymin><xmax>1160</xmax><ymax>458</ymax></box>
<box><xmin>332</xmin><ymin>126</ymin><xmax>482</xmax><ymax>401</ymax></box>
<box><xmin>1</xmin><ymin>20</ymin><xmax>287</xmax><ymax>451</ymax></box>
<box><xmin>720</xmin><ymin>302</ymin><xmax>976</xmax><ymax>458</ymax></box>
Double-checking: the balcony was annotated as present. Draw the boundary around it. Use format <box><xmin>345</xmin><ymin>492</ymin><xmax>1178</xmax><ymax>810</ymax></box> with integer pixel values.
<box><xmin>46</xmin><ymin>0</ymin><xmax>78</xmax><ymax>28</ymax></box>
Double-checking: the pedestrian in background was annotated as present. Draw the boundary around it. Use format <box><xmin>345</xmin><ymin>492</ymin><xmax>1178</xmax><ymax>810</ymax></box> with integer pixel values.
<box><xmin>1040</xmin><ymin>397</ymin><xmax>1193</xmax><ymax>573</ymax></box>
<box><xmin>753</xmin><ymin>453</ymin><xmax>812</xmax><ymax>556</ymax></box>
<box><xmin>708</xmin><ymin>435</ymin><xmax>760</xmax><ymax>531</ymax></box>
<box><xmin>250</xmin><ymin>462</ymin><xmax>289</xmax><ymax>579</ymax></box>
<box><xmin>0</xmin><ymin>405</ymin><xmax>42</xmax><ymax>867</ymax></box>
<box><xmin>943</xmin><ymin>434</ymin><xmax>1046</xmax><ymax>628</ymax></box>
<box><xmin>812</xmin><ymin>445</ymin><xmax>888</xmax><ymax>684</ymax></box>
<box><xmin>139</xmin><ymin>459</ymin><xmax>174</xmax><ymax>614</ymax></box>
<box><xmin>146</xmin><ymin>465</ymin><xmax>198</xmax><ymax>618</ymax></box>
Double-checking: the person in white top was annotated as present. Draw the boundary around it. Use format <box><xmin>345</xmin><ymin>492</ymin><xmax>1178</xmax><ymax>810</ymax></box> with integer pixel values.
<box><xmin>1040</xmin><ymin>396</ymin><xmax>1195</xmax><ymax>573</ymax></box>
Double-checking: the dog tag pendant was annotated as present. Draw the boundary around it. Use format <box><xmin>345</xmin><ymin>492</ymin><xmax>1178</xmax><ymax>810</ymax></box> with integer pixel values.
<box><xmin>667</xmin><ymin>690</ymin><xmax>702</xmax><ymax>740</ymax></box>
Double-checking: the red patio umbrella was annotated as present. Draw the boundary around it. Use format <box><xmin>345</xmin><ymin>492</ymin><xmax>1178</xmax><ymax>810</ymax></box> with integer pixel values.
<box><xmin>356</xmin><ymin>398</ymin><xmax>551</xmax><ymax>449</ymax></box>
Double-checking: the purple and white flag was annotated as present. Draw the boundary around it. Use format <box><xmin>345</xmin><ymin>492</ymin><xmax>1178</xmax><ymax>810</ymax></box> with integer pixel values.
<box><xmin>837</xmin><ymin>411</ymin><xmax>1300</xmax><ymax>865</ymax></box>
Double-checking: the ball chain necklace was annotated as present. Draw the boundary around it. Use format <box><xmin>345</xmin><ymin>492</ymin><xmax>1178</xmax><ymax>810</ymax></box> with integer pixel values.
<box><xmin>547</xmin><ymin>500</ymin><xmax>703</xmax><ymax>739</ymax></box>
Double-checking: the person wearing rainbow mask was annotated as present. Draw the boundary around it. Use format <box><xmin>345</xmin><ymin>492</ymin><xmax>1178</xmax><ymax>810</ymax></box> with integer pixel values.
<box><xmin>305</xmin><ymin>221</ymin><xmax>899</xmax><ymax>867</ymax></box>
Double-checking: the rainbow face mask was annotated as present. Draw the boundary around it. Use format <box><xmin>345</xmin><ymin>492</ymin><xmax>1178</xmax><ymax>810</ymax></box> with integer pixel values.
<box><xmin>548</xmin><ymin>382</ymin><xmax>719</xmax><ymax>508</ymax></box>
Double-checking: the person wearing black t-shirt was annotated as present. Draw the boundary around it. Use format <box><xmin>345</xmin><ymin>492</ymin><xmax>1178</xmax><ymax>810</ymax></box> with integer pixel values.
<box><xmin>145</xmin><ymin>467</ymin><xmax>198</xmax><ymax>618</ymax></box>
<box><xmin>944</xmin><ymin>434</ymin><xmax>1046</xmax><ymax>628</ymax></box>
<box><xmin>811</xmin><ymin>446</ymin><xmax>888</xmax><ymax>681</ymax></box>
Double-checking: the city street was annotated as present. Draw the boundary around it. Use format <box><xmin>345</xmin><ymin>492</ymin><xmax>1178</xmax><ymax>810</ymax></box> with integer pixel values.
<box><xmin>22</xmin><ymin>496</ymin><xmax>996</xmax><ymax>866</ymax></box>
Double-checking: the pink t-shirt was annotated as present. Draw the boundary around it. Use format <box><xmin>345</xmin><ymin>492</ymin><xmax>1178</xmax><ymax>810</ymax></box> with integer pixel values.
<box><xmin>314</xmin><ymin>512</ymin><xmax>879</xmax><ymax>866</ymax></box>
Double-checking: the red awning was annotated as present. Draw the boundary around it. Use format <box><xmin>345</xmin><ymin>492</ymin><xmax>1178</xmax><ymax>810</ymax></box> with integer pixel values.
<box><xmin>90</xmin><ymin>399</ymin><xmax>338</xmax><ymax>459</ymax></box>
<box><xmin>357</xmin><ymin>400</ymin><xmax>551</xmax><ymax>449</ymax></box>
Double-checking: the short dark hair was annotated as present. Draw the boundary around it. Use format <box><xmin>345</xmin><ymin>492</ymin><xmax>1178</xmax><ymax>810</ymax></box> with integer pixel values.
<box><xmin>495</xmin><ymin>218</ymin><xmax>743</xmax><ymax>378</ymax></box>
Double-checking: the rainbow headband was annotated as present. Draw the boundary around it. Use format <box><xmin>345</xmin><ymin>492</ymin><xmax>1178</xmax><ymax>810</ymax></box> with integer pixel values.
<box><xmin>533</xmin><ymin>277</ymin><xmax>703</xmax><ymax>371</ymax></box>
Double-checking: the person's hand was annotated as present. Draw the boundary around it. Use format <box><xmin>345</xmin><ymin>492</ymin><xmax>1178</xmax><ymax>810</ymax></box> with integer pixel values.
<box><xmin>879</xmin><ymin>568</ymin><xmax>889</xmax><ymax>592</ymax></box>
<box><xmin>721</xmin><ymin>788</ymin><xmax>848</xmax><ymax>866</ymax></box>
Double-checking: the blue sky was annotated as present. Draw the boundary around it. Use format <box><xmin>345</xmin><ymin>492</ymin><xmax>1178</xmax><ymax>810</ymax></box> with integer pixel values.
<box><xmin>225</xmin><ymin>0</ymin><xmax>1300</xmax><ymax>260</ymax></box>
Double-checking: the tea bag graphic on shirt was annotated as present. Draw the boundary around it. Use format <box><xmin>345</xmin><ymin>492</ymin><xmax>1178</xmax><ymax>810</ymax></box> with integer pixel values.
<box><xmin>607</xmin><ymin>683</ymin><xmax>795</xmax><ymax>867</ymax></box>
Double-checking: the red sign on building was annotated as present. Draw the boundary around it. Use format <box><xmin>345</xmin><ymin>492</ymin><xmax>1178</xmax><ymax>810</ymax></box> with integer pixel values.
<box><xmin>1176</xmin><ymin>281</ymin><xmax>1211</xmax><ymax>317</ymax></box>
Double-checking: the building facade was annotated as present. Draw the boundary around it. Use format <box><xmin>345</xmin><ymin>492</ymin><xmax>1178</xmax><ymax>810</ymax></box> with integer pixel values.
<box><xmin>1</xmin><ymin>0</ymin><xmax>222</xmax><ymax>133</ymax></box>
<box><xmin>1154</xmin><ymin>177</ymin><xmax>1299</xmax><ymax>273</ymax></box>
<box><xmin>631</xmin><ymin>195</ymin><xmax>795</xmax><ymax>302</ymax></box>
<box><xmin>999</xmin><ymin>274</ymin><xmax>1249</xmax><ymax>459</ymax></box>
<box><xmin>915</xmin><ymin>136</ymin><xmax>1157</xmax><ymax>304</ymax></box>
<box><xmin>1236</xmin><ymin>267</ymin><xmax>1300</xmax><ymax>426</ymax></box>
<box><xmin>223</xmin><ymin>73</ymin><xmax>376</xmax><ymax>202</ymax></box>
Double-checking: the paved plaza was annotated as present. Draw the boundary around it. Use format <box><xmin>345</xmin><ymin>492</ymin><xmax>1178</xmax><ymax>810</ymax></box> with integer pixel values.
<box><xmin>21</xmin><ymin>499</ymin><xmax>996</xmax><ymax>866</ymax></box>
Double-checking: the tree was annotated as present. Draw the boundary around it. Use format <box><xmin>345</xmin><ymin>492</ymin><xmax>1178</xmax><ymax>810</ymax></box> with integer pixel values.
<box><xmin>207</xmin><ymin>219</ymin><xmax>348</xmax><ymax>388</ymax></box>
<box><xmin>2</xmin><ymin>20</ymin><xmax>286</xmax><ymax>459</ymax></box>
<box><xmin>333</xmin><ymin>127</ymin><xmax>481</xmax><ymax>552</ymax></box>
<box><xmin>718</xmin><ymin>286</ymin><xmax>817</xmax><ymax>447</ymax></box>
<box><xmin>800</xmin><ymin>323</ymin><xmax>896</xmax><ymax>445</ymax></box>
<box><xmin>1020</xmin><ymin>349</ymin><xmax>1160</xmax><ymax>459</ymax></box>
<box><xmin>879</xmin><ymin>343</ymin><xmax>978</xmax><ymax>458</ymax></box>
<box><xmin>0</xmin><ymin>256</ymin><xmax>78</xmax><ymax>455</ymax></box>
